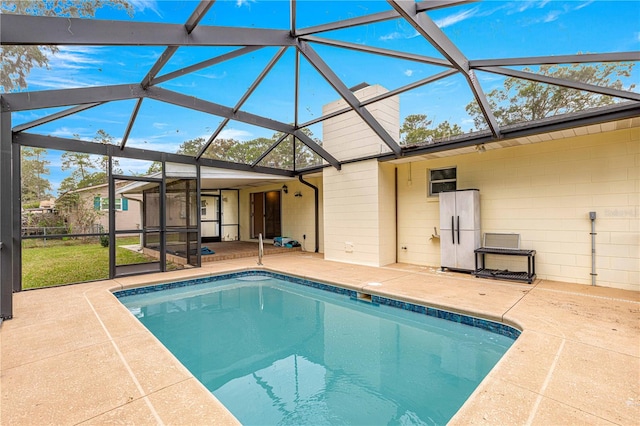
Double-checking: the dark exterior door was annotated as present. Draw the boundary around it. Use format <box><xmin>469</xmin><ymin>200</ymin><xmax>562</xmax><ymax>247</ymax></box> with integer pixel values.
<box><xmin>251</xmin><ymin>191</ymin><xmax>281</xmax><ymax>239</ymax></box>
<box><xmin>251</xmin><ymin>192</ymin><xmax>264</xmax><ymax>239</ymax></box>
<box><xmin>264</xmin><ymin>191</ymin><xmax>281</xmax><ymax>239</ymax></box>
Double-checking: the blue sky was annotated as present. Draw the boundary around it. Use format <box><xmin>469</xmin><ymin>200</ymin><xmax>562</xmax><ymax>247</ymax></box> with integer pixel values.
<box><xmin>8</xmin><ymin>0</ymin><xmax>640</xmax><ymax>194</ymax></box>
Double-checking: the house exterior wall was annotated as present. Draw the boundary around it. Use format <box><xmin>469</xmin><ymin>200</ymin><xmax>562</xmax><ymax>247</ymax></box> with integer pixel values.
<box><xmin>396</xmin><ymin>127</ymin><xmax>639</xmax><ymax>291</ymax></box>
<box><xmin>323</xmin><ymin>160</ymin><xmax>397</xmax><ymax>266</ymax></box>
<box><xmin>71</xmin><ymin>186</ymin><xmax>141</xmax><ymax>233</ymax></box>
<box><xmin>321</xmin><ymin>84</ymin><xmax>399</xmax><ymax>267</ymax></box>
<box><xmin>321</xmin><ymin>84</ymin><xmax>399</xmax><ymax>161</ymax></box>
<box><xmin>221</xmin><ymin>190</ymin><xmax>240</xmax><ymax>241</ymax></box>
<box><xmin>239</xmin><ymin>176</ymin><xmax>323</xmax><ymax>253</ymax></box>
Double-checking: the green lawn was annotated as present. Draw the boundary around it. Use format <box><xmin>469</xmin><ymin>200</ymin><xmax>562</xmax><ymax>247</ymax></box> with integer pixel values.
<box><xmin>22</xmin><ymin>237</ymin><xmax>172</xmax><ymax>289</ymax></box>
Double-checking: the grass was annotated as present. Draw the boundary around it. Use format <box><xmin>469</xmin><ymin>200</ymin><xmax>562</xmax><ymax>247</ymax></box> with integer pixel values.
<box><xmin>22</xmin><ymin>236</ymin><xmax>179</xmax><ymax>289</ymax></box>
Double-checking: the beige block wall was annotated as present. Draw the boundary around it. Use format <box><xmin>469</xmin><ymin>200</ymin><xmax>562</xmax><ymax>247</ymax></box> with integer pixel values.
<box><xmin>239</xmin><ymin>177</ymin><xmax>323</xmax><ymax>253</ymax></box>
<box><xmin>221</xmin><ymin>190</ymin><xmax>240</xmax><ymax>241</ymax></box>
<box><xmin>396</xmin><ymin>127</ymin><xmax>639</xmax><ymax>291</ymax></box>
<box><xmin>323</xmin><ymin>160</ymin><xmax>396</xmax><ymax>266</ymax></box>
<box><xmin>322</xmin><ymin>84</ymin><xmax>400</xmax><ymax>161</ymax></box>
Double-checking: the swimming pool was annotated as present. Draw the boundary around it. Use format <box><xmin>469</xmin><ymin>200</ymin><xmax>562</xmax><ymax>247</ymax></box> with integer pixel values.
<box><xmin>116</xmin><ymin>271</ymin><xmax>519</xmax><ymax>425</ymax></box>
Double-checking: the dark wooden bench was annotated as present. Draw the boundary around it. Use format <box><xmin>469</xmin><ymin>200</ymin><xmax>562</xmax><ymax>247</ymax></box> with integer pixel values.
<box><xmin>474</xmin><ymin>233</ymin><xmax>536</xmax><ymax>284</ymax></box>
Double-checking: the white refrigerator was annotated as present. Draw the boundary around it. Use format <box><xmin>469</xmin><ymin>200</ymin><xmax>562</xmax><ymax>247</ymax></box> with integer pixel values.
<box><xmin>439</xmin><ymin>189</ymin><xmax>481</xmax><ymax>272</ymax></box>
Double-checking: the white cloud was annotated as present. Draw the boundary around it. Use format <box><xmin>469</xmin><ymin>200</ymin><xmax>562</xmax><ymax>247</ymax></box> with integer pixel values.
<box><xmin>47</xmin><ymin>46</ymin><xmax>105</xmax><ymax>70</ymax></box>
<box><xmin>218</xmin><ymin>128</ymin><xmax>253</xmax><ymax>141</ymax></box>
<box><xmin>379</xmin><ymin>32</ymin><xmax>402</xmax><ymax>41</ymax></box>
<box><xmin>49</xmin><ymin>127</ymin><xmax>88</xmax><ymax>138</ymax></box>
<box><xmin>153</xmin><ymin>122</ymin><xmax>169</xmax><ymax>130</ymax></box>
<box><xmin>435</xmin><ymin>6</ymin><xmax>480</xmax><ymax>28</ymax></box>
<box><xmin>129</xmin><ymin>0</ymin><xmax>162</xmax><ymax>17</ymax></box>
<box><xmin>404</xmin><ymin>69</ymin><xmax>414</xmax><ymax>77</ymax></box>
<box><xmin>118</xmin><ymin>158</ymin><xmax>158</xmax><ymax>175</ymax></box>
<box><xmin>195</xmin><ymin>71</ymin><xmax>228</xmax><ymax>80</ymax></box>
<box><xmin>236</xmin><ymin>0</ymin><xmax>255</xmax><ymax>7</ymax></box>
<box><xmin>379</xmin><ymin>30</ymin><xmax>420</xmax><ymax>41</ymax></box>
<box><xmin>28</xmin><ymin>75</ymin><xmax>94</xmax><ymax>90</ymax></box>
<box><xmin>574</xmin><ymin>1</ymin><xmax>595</xmax><ymax>11</ymax></box>
<box><xmin>543</xmin><ymin>10</ymin><xmax>561</xmax><ymax>23</ymax></box>
<box><xmin>124</xmin><ymin>136</ymin><xmax>181</xmax><ymax>153</ymax></box>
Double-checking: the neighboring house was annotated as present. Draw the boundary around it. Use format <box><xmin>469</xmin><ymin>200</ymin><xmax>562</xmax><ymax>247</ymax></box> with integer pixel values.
<box><xmin>57</xmin><ymin>182</ymin><xmax>141</xmax><ymax>234</ymax></box>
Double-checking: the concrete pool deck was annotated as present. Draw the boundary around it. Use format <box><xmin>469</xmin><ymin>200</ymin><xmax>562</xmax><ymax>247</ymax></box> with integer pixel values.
<box><xmin>1</xmin><ymin>252</ymin><xmax>638</xmax><ymax>425</ymax></box>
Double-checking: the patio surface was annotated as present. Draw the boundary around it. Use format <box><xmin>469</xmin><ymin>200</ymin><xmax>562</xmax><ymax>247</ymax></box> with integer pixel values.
<box><xmin>1</xmin><ymin>252</ymin><xmax>638</xmax><ymax>425</ymax></box>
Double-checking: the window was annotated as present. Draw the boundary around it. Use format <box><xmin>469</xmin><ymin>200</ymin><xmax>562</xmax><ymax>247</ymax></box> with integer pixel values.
<box><xmin>94</xmin><ymin>196</ymin><xmax>128</xmax><ymax>211</ymax></box>
<box><xmin>428</xmin><ymin>167</ymin><xmax>456</xmax><ymax>196</ymax></box>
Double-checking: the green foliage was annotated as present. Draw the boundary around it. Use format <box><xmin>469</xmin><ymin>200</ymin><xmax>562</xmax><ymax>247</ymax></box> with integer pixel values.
<box><xmin>21</xmin><ymin>147</ymin><xmax>52</xmax><ymax>206</ymax></box>
<box><xmin>465</xmin><ymin>62</ymin><xmax>636</xmax><ymax>129</ymax></box>
<box><xmin>146</xmin><ymin>161</ymin><xmax>163</xmax><ymax>175</ymax></box>
<box><xmin>400</xmin><ymin>114</ymin><xmax>463</xmax><ymax>145</ymax></box>
<box><xmin>171</xmin><ymin>129</ymin><xmax>323</xmax><ymax>170</ymax></box>
<box><xmin>59</xmin><ymin>129</ymin><xmax>119</xmax><ymax>194</ymax></box>
<box><xmin>100</xmin><ymin>235</ymin><xmax>109</xmax><ymax>247</ymax></box>
<box><xmin>22</xmin><ymin>201</ymin><xmax>41</xmax><ymax>209</ymax></box>
<box><xmin>1</xmin><ymin>0</ymin><xmax>134</xmax><ymax>91</ymax></box>
<box><xmin>21</xmin><ymin>237</ymin><xmax>162</xmax><ymax>289</ymax></box>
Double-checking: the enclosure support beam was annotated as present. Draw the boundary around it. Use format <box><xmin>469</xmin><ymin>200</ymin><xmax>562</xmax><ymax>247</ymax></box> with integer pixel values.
<box><xmin>299</xmin><ymin>69</ymin><xmax>458</xmax><ymax>128</ymax></box>
<box><xmin>120</xmin><ymin>98</ymin><xmax>143</xmax><ymax>149</ymax></box>
<box><xmin>469</xmin><ymin>51</ymin><xmax>640</xmax><ymax>67</ymax></box>
<box><xmin>14</xmin><ymin>132</ymin><xmax>296</xmax><ymax>177</ymax></box>
<box><xmin>0</xmin><ymin>106</ymin><xmax>14</xmax><ymax>319</ymax></box>
<box><xmin>12</xmin><ymin>103</ymin><xmax>103</xmax><ymax>133</ymax></box>
<box><xmin>387</xmin><ymin>0</ymin><xmax>501</xmax><ymax>139</ymax></box>
<box><xmin>251</xmin><ymin>134</ymin><xmax>288</xmax><ymax>168</ymax></box>
<box><xmin>196</xmin><ymin>47</ymin><xmax>288</xmax><ymax>159</ymax></box>
<box><xmin>0</xmin><ymin>14</ymin><xmax>294</xmax><ymax>47</ymax></box>
<box><xmin>479</xmin><ymin>66</ymin><xmax>640</xmax><ymax>102</ymax></box>
<box><xmin>1</xmin><ymin>84</ymin><xmax>145</xmax><ymax>112</ymax></box>
<box><xmin>108</xmin><ymin>157</ymin><xmax>116</xmax><ymax>279</ymax></box>
<box><xmin>300</xmin><ymin>36</ymin><xmax>452</xmax><ymax>67</ymax></box>
<box><xmin>297</xmin><ymin>40</ymin><xmax>402</xmax><ymax>157</ymax></box>
<box><xmin>151</xmin><ymin>46</ymin><xmax>264</xmax><ymax>86</ymax></box>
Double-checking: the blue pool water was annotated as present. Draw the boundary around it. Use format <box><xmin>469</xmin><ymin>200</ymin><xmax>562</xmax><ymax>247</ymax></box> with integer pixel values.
<box><xmin>116</xmin><ymin>272</ymin><xmax>517</xmax><ymax>425</ymax></box>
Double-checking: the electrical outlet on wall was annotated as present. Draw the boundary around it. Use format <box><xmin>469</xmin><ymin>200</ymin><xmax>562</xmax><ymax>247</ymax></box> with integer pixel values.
<box><xmin>345</xmin><ymin>242</ymin><xmax>354</xmax><ymax>253</ymax></box>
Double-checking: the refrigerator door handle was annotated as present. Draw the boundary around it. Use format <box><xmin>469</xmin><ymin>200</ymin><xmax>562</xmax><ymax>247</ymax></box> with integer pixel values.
<box><xmin>457</xmin><ymin>216</ymin><xmax>460</xmax><ymax>244</ymax></box>
<box><xmin>451</xmin><ymin>216</ymin><xmax>455</xmax><ymax>243</ymax></box>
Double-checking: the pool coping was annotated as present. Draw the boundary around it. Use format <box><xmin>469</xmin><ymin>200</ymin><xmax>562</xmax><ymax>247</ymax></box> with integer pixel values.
<box><xmin>2</xmin><ymin>254</ymin><xmax>638</xmax><ymax>425</ymax></box>
<box><xmin>113</xmin><ymin>268</ymin><xmax>522</xmax><ymax>340</ymax></box>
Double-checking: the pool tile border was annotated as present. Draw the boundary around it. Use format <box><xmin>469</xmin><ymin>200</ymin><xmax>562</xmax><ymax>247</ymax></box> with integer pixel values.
<box><xmin>113</xmin><ymin>270</ymin><xmax>520</xmax><ymax>340</ymax></box>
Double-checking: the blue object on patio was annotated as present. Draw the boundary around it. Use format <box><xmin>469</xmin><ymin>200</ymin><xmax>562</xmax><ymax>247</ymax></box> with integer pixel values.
<box><xmin>201</xmin><ymin>246</ymin><xmax>215</xmax><ymax>255</ymax></box>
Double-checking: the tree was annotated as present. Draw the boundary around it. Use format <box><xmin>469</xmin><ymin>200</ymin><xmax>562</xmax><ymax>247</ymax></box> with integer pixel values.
<box><xmin>400</xmin><ymin>114</ymin><xmax>463</xmax><ymax>145</ymax></box>
<box><xmin>94</xmin><ymin>129</ymin><xmax>122</xmax><ymax>176</ymax></box>
<box><xmin>465</xmin><ymin>62</ymin><xmax>636</xmax><ymax>129</ymax></box>
<box><xmin>144</xmin><ymin>128</ymin><xmax>324</xmax><ymax>175</ymax></box>
<box><xmin>1</xmin><ymin>1</ymin><xmax>133</xmax><ymax>91</ymax></box>
<box><xmin>59</xmin><ymin>130</ymin><xmax>121</xmax><ymax>193</ymax></box>
<box><xmin>21</xmin><ymin>147</ymin><xmax>52</xmax><ymax>206</ymax></box>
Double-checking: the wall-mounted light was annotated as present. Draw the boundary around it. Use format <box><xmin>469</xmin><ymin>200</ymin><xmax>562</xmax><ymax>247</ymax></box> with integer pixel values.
<box><xmin>294</xmin><ymin>191</ymin><xmax>302</xmax><ymax>197</ymax></box>
<box><xmin>475</xmin><ymin>144</ymin><xmax>486</xmax><ymax>153</ymax></box>
<box><xmin>282</xmin><ymin>184</ymin><xmax>288</xmax><ymax>194</ymax></box>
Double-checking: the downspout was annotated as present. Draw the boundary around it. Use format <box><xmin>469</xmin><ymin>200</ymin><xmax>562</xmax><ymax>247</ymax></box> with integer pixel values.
<box><xmin>298</xmin><ymin>175</ymin><xmax>319</xmax><ymax>253</ymax></box>
<box><xmin>395</xmin><ymin>167</ymin><xmax>398</xmax><ymax>264</ymax></box>
<box><xmin>589</xmin><ymin>211</ymin><xmax>597</xmax><ymax>286</ymax></box>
